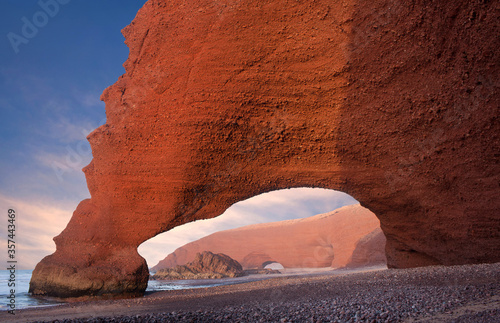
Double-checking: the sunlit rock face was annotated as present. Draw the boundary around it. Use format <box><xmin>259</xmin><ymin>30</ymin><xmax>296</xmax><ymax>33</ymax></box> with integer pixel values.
<box><xmin>152</xmin><ymin>204</ymin><xmax>384</xmax><ymax>271</ymax></box>
<box><xmin>30</xmin><ymin>0</ymin><xmax>499</xmax><ymax>298</ymax></box>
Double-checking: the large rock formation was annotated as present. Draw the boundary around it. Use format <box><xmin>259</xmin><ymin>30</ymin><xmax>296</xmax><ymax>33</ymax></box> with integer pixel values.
<box><xmin>344</xmin><ymin>228</ymin><xmax>387</xmax><ymax>268</ymax></box>
<box><xmin>151</xmin><ymin>251</ymin><xmax>244</xmax><ymax>280</ymax></box>
<box><xmin>30</xmin><ymin>0</ymin><xmax>499</xmax><ymax>298</ymax></box>
<box><xmin>152</xmin><ymin>204</ymin><xmax>385</xmax><ymax>271</ymax></box>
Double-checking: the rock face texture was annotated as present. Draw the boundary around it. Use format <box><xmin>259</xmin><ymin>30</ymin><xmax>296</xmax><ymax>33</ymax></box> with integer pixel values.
<box><xmin>152</xmin><ymin>204</ymin><xmax>384</xmax><ymax>271</ymax></box>
<box><xmin>151</xmin><ymin>251</ymin><xmax>244</xmax><ymax>280</ymax></box>
<box><xmin>30</xmin><ymin>0</ymin><xmax>499</xmax><ymax>297</ymax></box>
<box><xmin>345</xmin><ymin>228</ymin><xmax>387</xmax><ymax>268</ymax></box>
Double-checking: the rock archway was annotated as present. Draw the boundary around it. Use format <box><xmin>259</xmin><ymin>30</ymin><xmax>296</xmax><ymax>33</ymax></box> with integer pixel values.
<box><xmin>30</xmin><ymin>0</ymin><xmax>499</xmax><ymax>298</ymax></box>
<box><xmin>263</xmin><ymin>262</ymin><xmax>285</xmax><ymax>270</ymax></box>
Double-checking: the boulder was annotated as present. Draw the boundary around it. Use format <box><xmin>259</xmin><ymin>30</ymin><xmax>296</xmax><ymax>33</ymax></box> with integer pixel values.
<box><xmin>152</xmin><ymin>251</ymin><xmax>244</xmax><ymax>280</ymax></box>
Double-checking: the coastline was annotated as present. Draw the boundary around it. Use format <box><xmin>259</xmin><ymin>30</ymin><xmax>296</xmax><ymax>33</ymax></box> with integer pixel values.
<box><xmin>2</xmin><ymin>263</ymin><xmax>499</xmax><ymax>322</ymax></box>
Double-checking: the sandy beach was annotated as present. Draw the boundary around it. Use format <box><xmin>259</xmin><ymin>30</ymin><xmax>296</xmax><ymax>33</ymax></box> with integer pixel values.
<box><xmin>2</xmin><ymin>263</ymin><xmax>499</xmax><ymax>322</ymax></box>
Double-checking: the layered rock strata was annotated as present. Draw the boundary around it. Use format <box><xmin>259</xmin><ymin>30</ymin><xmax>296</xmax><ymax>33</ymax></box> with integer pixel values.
<box><xmin>152</xmin><ymin>204</ymin><xmax>385</xmax><ymax>271</ymax></box>
<box><xmin>30</xmin><ymin>0</ymin><xmax>499</xmax><ymax>298</ymax></box>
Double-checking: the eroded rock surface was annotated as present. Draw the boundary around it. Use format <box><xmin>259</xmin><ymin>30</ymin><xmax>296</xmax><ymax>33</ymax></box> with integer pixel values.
<box><xmin>345</xmin><ymin>228</ymin><xmax>387</xmax><ymax>268</ymax></box>
<box><xmin>152</xmin><ymin>204</ymin><xmax>384</xmax><ymax>271</ymax></box>
<box><xmin>30</xmin><ymin>0</ymin><xmax>499</xmax><ymax>297</ymax></box>
<box><xmin>151</xmin><ymin>251</ymin><xmax>244</xmax><ymax>280</ymax></box>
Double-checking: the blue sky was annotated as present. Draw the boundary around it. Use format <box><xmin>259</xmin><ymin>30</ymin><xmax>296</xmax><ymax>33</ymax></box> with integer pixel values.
<box><xmin>1</xmin><ymin>1</ymin><xmax>146</xmax><ymax>201</ymax></box>
<box><xmin>0</xmin><ymin>1</ymin><xmax>357</xmax><ymax>270</ymax></box>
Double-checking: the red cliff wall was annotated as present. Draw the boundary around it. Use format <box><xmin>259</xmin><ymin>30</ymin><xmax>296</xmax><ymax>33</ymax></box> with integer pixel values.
<box><xmin>30</xmin><ymin>0</ymin><xmax>499</xmax><ymax>297</ymax></box>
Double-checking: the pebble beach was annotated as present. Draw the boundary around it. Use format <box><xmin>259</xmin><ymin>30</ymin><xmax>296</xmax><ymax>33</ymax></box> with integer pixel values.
<box><xmin>2</xmin><ymin>263</ymin><xmax>499</xmax><ymax>323</ymax></box>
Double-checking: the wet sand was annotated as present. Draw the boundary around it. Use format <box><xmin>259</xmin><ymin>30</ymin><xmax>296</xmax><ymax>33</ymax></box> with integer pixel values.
<box><xmin>2</xmin><ymin>263</ymin><xmax>499</xmax><ymax>322</ymax></box>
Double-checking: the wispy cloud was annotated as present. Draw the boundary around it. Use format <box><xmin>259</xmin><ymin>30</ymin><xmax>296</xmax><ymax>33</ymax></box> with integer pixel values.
<box><xmin>0</xmin><ymin>193</ymin><xmax>75</xmax><ymax>269</ymax></box>
<box><xmin>35</xmin><ymin>150</ymin><xmax>87</xmax><ymax>173</ymax></box>
<box><xmin>32</xmin><ymin>117</ymin><xmax>97</xmax><ymax>185</ymax></box>
<box><xmin>44</xmin><ymin>117</ymin><xmax>97</xmax><ymax>144</ymax></box>
<box><xmin>70</xmin><ymin>88</ymin><xmax>105</xmax><ymax>109</ymax></box>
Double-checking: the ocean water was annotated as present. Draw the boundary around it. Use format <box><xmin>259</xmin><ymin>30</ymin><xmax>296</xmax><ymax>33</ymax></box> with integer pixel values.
<box><xmin>0</xmin><ymin>270</ymin><xmax>61</xmax><ymax>311</ymax></box>
<box><xmin>0</xmin><ymin>270</ymin><xmax>270</xmax><ymax>311</ymax></box>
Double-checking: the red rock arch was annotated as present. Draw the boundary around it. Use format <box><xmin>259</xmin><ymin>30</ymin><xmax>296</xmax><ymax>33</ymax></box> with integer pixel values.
<box><xmin>30</xmin><ymin>0</ymin><xmax>499</xmax><ymax>297</ymax></box>
<box><xmin>263</xmin><ymin>261</ymin><xmax>285</xmax><ymax>270</ymax></box>
<box><xmin>243</xmin><ymin>252</ymin><xmax>274</xmax><ymax>270</ymax></box>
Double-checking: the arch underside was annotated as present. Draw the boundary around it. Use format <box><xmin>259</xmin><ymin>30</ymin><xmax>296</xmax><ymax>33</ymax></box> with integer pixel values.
<box><xmin>29</xmin><ymin>0</ymin><xmax>499</xmax><ymax>298</ymax></box>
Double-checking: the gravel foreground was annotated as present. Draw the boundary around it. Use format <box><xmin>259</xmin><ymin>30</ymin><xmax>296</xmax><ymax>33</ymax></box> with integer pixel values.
<box><xmin>3</xmin><ymin>263</ymin><xmax>499</xmax><ymax>323</ymax></box>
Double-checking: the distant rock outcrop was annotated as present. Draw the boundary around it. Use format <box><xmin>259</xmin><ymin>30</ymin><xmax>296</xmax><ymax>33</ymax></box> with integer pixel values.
<box><xmin>152</xmin><ymin>204</ymin><xmax>386</xmax><ymax>271</ymax></box>
<box><xmin>152</xmin><ymin>251</ymin><xmax>244</xmax><ymax>280</ymax></box>
<box><xmin>345</xmin><ymin>228</ymin><xmax>387</xmax><ymax>268</ymax></box>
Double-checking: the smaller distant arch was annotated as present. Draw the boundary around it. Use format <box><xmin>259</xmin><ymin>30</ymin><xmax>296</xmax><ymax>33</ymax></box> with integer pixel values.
<box><xmin>263</xmin><ymin>261</ymin><xmax>285</xmax><ymax>270</ymax></box>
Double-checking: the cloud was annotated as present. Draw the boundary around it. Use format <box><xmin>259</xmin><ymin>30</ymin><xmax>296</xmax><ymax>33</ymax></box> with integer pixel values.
<box><xmin>44</xmin><ymin>117</ymin><xmax>98</xmax><ymax>144</ymax></box>
<box><xmin>139</xmin><ymin>188</ymin><xmax>358</xmax><ymax>268</ymax></box>
<box><xmin>70</xmin><ymin>88</ymin><xmax>105</xmax><ymax>109</ymax></box>
<box><xmin>35</xmin><ymin>150</ymin><xmax>88</xmax><ymax>174</ymax></box>
<box><xmin>31</xmin><ymin>118</ymin><xmax>97</xmax><ymax>188</ymax></box>
<box><xmin>6</xmin><ymin>145</ymin><xmax>92</xmax><ymax>203</ymax></box>
<box><xmin>0</xmin><ymin>193</ymin><xmax>75</xmax><ymax>269</ymax></box>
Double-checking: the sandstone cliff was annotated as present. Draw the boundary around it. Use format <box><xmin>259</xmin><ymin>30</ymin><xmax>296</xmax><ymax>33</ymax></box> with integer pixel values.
<box><xmin>152</xmin><ymin>251</ymin><xmax>244</xmax><ymax>280</ymax></box>
<box><xmin>152</xmin><ymin>204</ymin><xmax>385</xmax><ymax>271</ymax></box>
<box><xmin>30</xmin><ymin>0</ymin><xmax>499</xmax><ymax>298</ymax></box>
